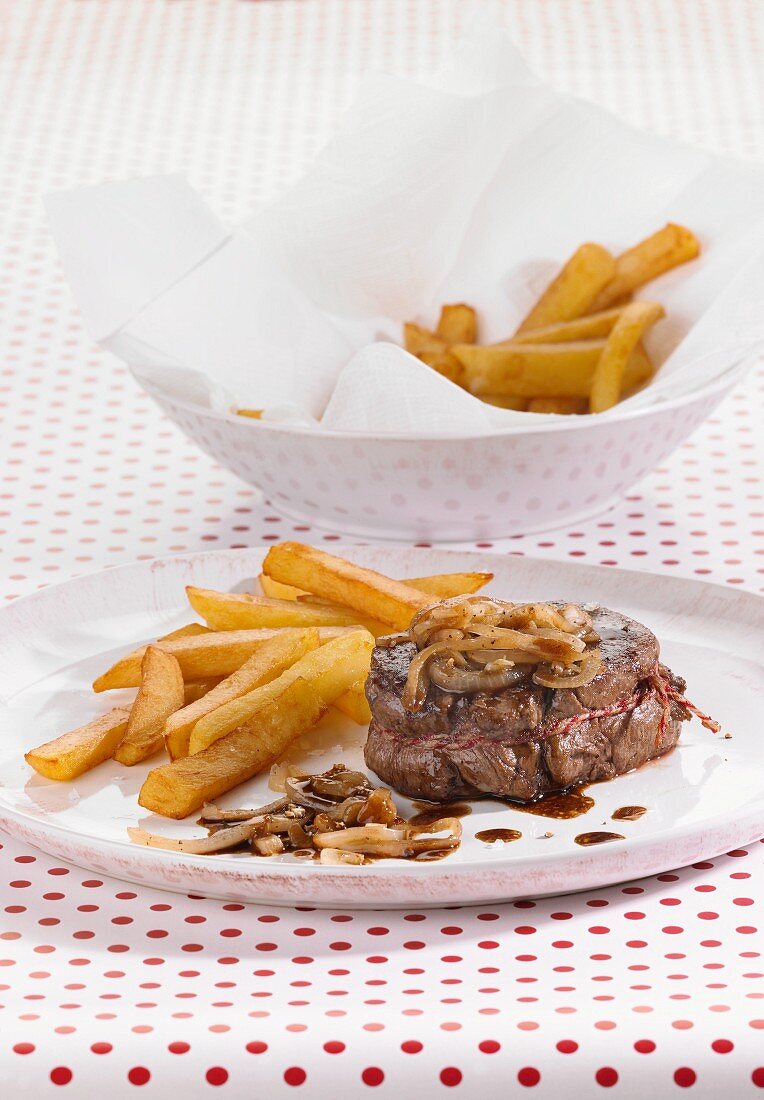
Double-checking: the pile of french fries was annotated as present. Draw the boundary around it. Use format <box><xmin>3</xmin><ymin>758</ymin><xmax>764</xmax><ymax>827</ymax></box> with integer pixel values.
<box><xmin>404</xmin><ymin>223</ymin><xmax>700</xmax><ymax>414</ymax></box>
<box><xmin>25</xmin><ymin>543</ymin><xmax>492</xmax><ymax>822</ymax></box>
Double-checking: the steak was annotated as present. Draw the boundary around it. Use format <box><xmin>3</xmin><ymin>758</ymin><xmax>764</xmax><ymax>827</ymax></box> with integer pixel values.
<box><xmin>364</xmin><ymin>606</ymin><xmax>689</xmax><ymax>802</ymax></box>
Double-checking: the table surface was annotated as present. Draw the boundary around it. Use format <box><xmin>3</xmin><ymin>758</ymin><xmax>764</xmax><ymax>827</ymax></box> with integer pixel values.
<box><xmin>1</xmin><ymin>1</ymin><xmax>762</xmax><ymax>1096</ymax></box>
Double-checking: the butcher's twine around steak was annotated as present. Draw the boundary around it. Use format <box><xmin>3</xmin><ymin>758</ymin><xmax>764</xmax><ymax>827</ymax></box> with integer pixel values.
<box><xmin>364</xmin><ymin>606</ymin><xmax>689</xmax><ymax>803</ymax></box>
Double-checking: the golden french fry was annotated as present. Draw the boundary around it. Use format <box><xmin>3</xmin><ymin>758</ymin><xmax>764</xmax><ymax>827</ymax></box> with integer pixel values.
<box><xmin>333</xmin><ymin>678</ymin><xmax>372</xmax><ymax>725</ymax></box>
<box><xmin>589</xmin><ymin>301</ymin><xmax>665</xmax><ymax>413</ymax></box>
<box><xmin>527</xmin><ymin>396</ymin><xmax>588</xmax><ymax>415</ymax></box>
<box><xmin>262</xmin><ymin>542</ymin><xmax>430</xmax><ymax>631</ymax></box>
<box><xmin>480</xmin><ymin>394</ymin><xmax>530</xmax><ymax>411</ymax></box>
<box><xmin>515</xmin><ymin>244</ymin><xmax>616</xmax><ymax>334</ymax></box>
<box><xmin>93</xmin><ymin>626</ymin><xmax>348</xmax><ymax>692</ymax></box>
<box><xmin>418</xmin><ymin>349</ymin><xmax>464</xmax><ymax>384</ymax></box>
<box><xmin>25</xmin><ymin>707</ymin><xmax>131</xmax><ymax>781</ymax></box>
<box><xmin>406</xmin><ymin>572</ymin><xmax>493</xmax><ymax>597</ymax></box>
<box><xmin>183</xmin><ymin>679</ymin><xmax>223</xmax><ymax>706</ymax></box>
<box><xmin>160</xmin><ymin>623</ymin><xmax>212</xmax><ymax>642</ymax></box>
<box><xmin>258</xmin><ymin>573</ymin><xmax>306</xmax><ymax>600</ymax></box>
<box><xmin>164</xmin><ymin>629</ymin><xmax>320</xmax><ymax>761</ymax></box>
<box><xmin>114</xmin><ymin>647</ymin><xmax>185</xmax><ymax>766</ymax></box>
<box><xmin>590</xmin><ymin>223</ymin><xmax>700</xmax><ymax>311</ymax></box>
<box><xmin>454</xmin><ymin>340</ymin><xmax>605</xmax><ymax>397</ymax></box>
<box><xmin>510</xmin><ymin>307</ymin><xmax>624</xmax><ymax>344</ymax></box>
<box><xmin>259</xmin><ymin>570</ymin><xmax>492</xmax><ymax>601</ymax></box>
<box><xmin>187</xmin><ymin>587</ymin><xmax>367</xmax><ymax>631</ymax></box>
<box><xmin>138</xmin><ymin>678</ymin><xmax>326</xmax><ymax>819</ymax></box>
<box><xmin>622</xmin><ymin>342</ymin><xmax>655</xmax><ymax>395</ymax></box>
<box><xmin>436</xmin><ymin>303</ymin><xmax>477</xmax><ymax>344</ymax></box>
<box><xmin>189</xmin><ymin>630</ymin><xmax>374</xmax><ymax>754</ymax></box>
<box><xmin>236</xmin><ymin>408</ymin><xmax>263</xmax><ymax>419</ymax></box>
<box><xmin>403</xmin><ymin>324</ymin><xmax>464</xmax><ymax>384</ymax></box>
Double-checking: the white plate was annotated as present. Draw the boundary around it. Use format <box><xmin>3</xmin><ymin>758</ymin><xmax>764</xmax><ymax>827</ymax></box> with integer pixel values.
<box><xmin>0</xmin><ymin>547</ymin><xmax>761</xmax><ymax>909</ymax></box>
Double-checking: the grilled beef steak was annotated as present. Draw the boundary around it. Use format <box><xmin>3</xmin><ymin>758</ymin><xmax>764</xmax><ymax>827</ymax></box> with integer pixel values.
<box><xmin>364</xmin><ymin>607</ymin><xmax>689</xmax><ymax>802</ymax></box>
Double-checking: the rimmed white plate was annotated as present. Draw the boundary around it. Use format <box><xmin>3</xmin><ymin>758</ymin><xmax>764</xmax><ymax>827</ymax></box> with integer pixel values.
<box><xmin>0</xmin><ymin>547</ymin><xmax>761</xmax><ymax>908</ymax></box>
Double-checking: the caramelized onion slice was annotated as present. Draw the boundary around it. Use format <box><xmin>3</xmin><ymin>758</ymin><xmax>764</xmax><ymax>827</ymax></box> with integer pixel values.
<box><xmin>532</xmin><ymin>648</ymin><xmax>602</xmax><ymax>689</ymax></box>
<box><xmin>429</xmin><ymin>655</ymin><xmax>530</xmax><ymax>695</ymax></box>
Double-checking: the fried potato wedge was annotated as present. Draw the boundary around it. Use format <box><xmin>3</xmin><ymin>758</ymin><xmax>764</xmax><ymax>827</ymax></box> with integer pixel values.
<box><xmin>480</xmin><ymin>394</ymin><xmax>529</xmax><ymax>411</ymax></box>
<box><xmin>189</xmin><ymin>630</ymin><xmax>374</xmax><ymax>754</ymax></box>
<box><xmin>454</xmin><ymin>340</ymin><xmax>605</xmax><ymax>397</ymax></box>
<box><xmin>138</xmin><ymin>678</ymin><xmax>326</xmax><ymax>819</ymax></box>
<box><xmin>93</xmin><ymin>626</ymin><xmax>348</xmax><ymax>691</ymax></box>
<box><xmin>259</xmin><ymin>570</ymin><xmax>492</xmax><ymax>601</ymax></box>
<box><xmin>160</xmin><ymin>623</ymin><xmax>212</xmax><ymax>642</ymax></box>
<box><xmin>262</xmin><ymin>542</ymin><xmax>430</xmax><ymax>630</ymax></box>
<box><xmin>510</xmin><ymin>307</ymin><xmax>624</xmax><ymax>344</ymax></box>
<box><xmin>236</xmin><ymin>408</ymin><xmax>264</xmax><ymax>419</ymax></box>
<box><xmin>589</xmin><ymin>301</ymin><xmax>665</xmax><ymax>413</ymax></box>
<box><xmin>164</xmin><ymin>629</ymin><xmax>320</xmax><ymax>761</ymax></box>
<box><xmin>403</xmin><ymin>323</ymin><xmax>464</xmax><ymax>383</ymax></box>
<box><xmin>114</xmin><ymin>647</ymin><xmax>185</xmax><ymax>766</ymax></box>
<box><xmin>333</xmin><ymin>678</ymin><xmax>372</xmax><ymax>725</ymax></box>
<box><xmin>183</xmin><ymin>679</ymin><xmax>223</xmax><ymax>706</ymax></box>
<box><xmin>436</xmin><ymin>303</ymin><xmax>477</xmax><ymax>344</ymax></box>
<box><xmin>527</xmin><ymin>396</ymin><xmax>588</xmax><ymax>415</ymax></box>
<box><xmin>591</xmin><ymin>223</ymin><xmax>700</xmax><ymax>311</ymax></box>
<box><xmin>515</xmin><ymin>243</ymin><xmax>616</xmax><ymax>334</ymax></box>
<box><xmin>25</xmin><ymin>707</ymin><xmax>131</xmax><ymax>781</ymax></box>
<box><xmin>187</xmin><ymin>587</ymin><xmax>366</xmax><ymax>630</ymax></box>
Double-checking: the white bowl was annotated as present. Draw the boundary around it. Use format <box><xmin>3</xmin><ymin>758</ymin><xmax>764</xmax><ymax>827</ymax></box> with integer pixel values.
<box><xmin>135</xmin><ymin>370</ymin><xmax>737</xmax><ymax>541</ymax></box>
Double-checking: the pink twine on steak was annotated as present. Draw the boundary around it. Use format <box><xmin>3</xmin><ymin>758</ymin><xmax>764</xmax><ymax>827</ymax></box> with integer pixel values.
<box><xmin>541</xmin><ymin>665</ymin><xmax>721</xmax><ymax>742</ymax></box>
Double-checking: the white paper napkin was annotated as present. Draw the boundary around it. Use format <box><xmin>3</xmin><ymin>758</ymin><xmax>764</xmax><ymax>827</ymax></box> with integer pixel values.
<box><xmin>46</xmin><ymin>8</ymin><xmax>764</xmax><ymax>434</ymax></box>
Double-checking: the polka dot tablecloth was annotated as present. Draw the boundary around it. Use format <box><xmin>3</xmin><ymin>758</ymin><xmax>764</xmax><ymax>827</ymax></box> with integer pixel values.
<box><xmin>1</xmin><ymin>1</ymin><xmax>762</xmax><ymax>1096</ymax></box>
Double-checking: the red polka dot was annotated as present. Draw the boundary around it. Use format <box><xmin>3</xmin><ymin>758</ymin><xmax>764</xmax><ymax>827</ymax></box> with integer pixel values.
<box><xmin>50</xmin><ymin>1067</ymin><xmax>72</xmax><ymax>1086</ymax></box>
<box><xmin>206</xmin><ymin>1068</ymin><xmax>228</xmax><ymax>1086</ymax></box>
<box><xmin>752</xmin><ymin>1068</ymin><xmax>764</xmax><ymax>1087</ymax></box>
<box><xmin>595</xmin><ymin>1067</ymin><xmax>618</xmax><ymax>1087</ymax></box>
<box><xmin>479</xmin><ymin>1040</ymin><xmax>500</xmax><ymax>1053</ymax></box>
<box><xmin>246</xmin><ymin>1042</ymin><xmax>267</xmax><ymax>1055</ymax></box>
<box><xmin>712</xmin><ymin>1039</ymin><xmax>733</xmax><ymax>1054</ymax></box>
<box><xmin>13</xmin><ymin>1043</ymin><xmax>35</xmax><ymax>1054</ymax></box>
<box><xmin>557</xmin><ymin>1040</ymin><xmax>578</xmax><ymax>1054</ymax></box>
<box><xmin>401</xmin><ymin>1041</ymin><xmax>422</xmax><ymax>1054</ymax></box>
<box><xmin>635</xmin><ymin>1040</ymin><xmax>656</xmax><ymax>1054</ymax></box>
<box><xmin>518</xmin><ymin>1067</ymin><xmax>540</xmax><ymax>1086</ymax></box>
<box><xmin>284</xmin><ymin>1067</ymin><xmax>306</xmax><ymax>1087</ymax></box>
<box><xmin>169</xmin><ymin>1042</ymin><xmax>190</xmax><ymax>1054</ymax></box>
<box><xmin>674</xmin><ymin>1068</ymin><xmax>697</xmax><ymax>1087</ymax></box>
<box><xmin>91</xmin><ymin>1042</ymin><xmax>112</xmax><ymax>1055</ymax></box>
<box><xmin>324</xmin><ymin>1042</ymin><xmax>345</xmax><ymax>1054</ymax></box>
<box><xmin>128</xmin><ymin>1067</ymin><xmax>150</xmax><ymax>1086</ymax></box>
<box><xmin>361</xmin><ymin>1067</ymin><xmax>384</xmax><ymax>1086</ymax></box>
<box><xmin>440</xmin><ymin>1068</ymin><xmax>462</xmax><ymax>1087</ymax></box>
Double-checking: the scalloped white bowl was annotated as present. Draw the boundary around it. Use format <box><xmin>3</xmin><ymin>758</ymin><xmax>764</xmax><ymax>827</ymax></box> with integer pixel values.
<box><xmin>135</xmin><ymin>369</ymin><xmax>737</xmax><ymax>541</ymax></box>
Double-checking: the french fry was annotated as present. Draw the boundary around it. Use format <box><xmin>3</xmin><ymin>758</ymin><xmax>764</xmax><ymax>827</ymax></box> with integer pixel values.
<box><xmin>187</xmin><ymin>587</ymin><xmax>367</xmax><ymax>631</ymax></box>
<box><xmin>403</xmin><ymin>324</ymin><xmax>464</xmax><ymax>384</ymax></box>
<box><xmin>262</xmin><ymin>542</ymin><xmax>430</xmax><ymax>631</ymax></box>
<box><xmin>114</xmin><ymin>647</ymin><xmax>185</xmax><ymax>766</ymax></box>
<box><xmin>589</xmin><ymin>301</ymin><xmax>665</xmax><ymax>413</ymax></box>
<box><xmin>622</xmin><ymin>342</ymin><xmax>655</xmax><ymax>395</ymax></box>
<box><xmin>183</xmin><ymin>679</ymin><xmax>223</xmax><ymax>705</ymax></box>
<box><xmin>159</xmin><ymin>623</ymin><xmax>212</xmax><ymax>642</ymax></box>
<box><xmin>258</xmin><ymin>570</ymin><xmax>493</xmax><ymax>601</ymax></box>
<box><xmin>480</xmin><ymin>395</ymin><xmax>529</xmax><ymax>411</ymax></box>
<box><xmin>333</xmin><ymin>678</ymin><xmax>372</xmax><ymax>725</ymax></box>
<box><xmin>436</xmin><ymin>303</ymin><xmax>477</xmax><ymax>344</ymax></box>
<box><xmin>527</xmin><ymin>396</ymin><xmax>588</xmax><ymax>415</ymax></box>
<box><xmin>25</xmin><ymin>707</ymin><xmax>131</xmax><ymax>781</ymax></box>
<box><xmin>93</xmin><ymin>626</ymin><xmax>348</xmax><ymax>692</ymax></box>
<box><xmin>189</xmin><ymin>630</ymin><xmax>374</xmax><ymax>754</ymax></box>
<box><xmin>406</xmin><ymin>572</ymin><xmax>493</xmax><ymax>598</ymax></box>
<box><xmin>590</xmin><ymin>223</ymin><xmax>700</xmax><ymax>311</ymax></box>
<box><xmin>138</xmin><ymin>678</ymin><xmax>326</xmax><ymax>819</ymax></box>
<box><xmin>164</xmin><ymin>630</ymin><xmax>320</xmax><ymax>761</ymax></box>
<box><xmin>515</xmin><ymin>244</ymin><xmax>616</xmax><ymax>334</ymax></box>
<box><xmin>454</xmin><ymin>340</ymin><xmax>606</xmax><ymax>397</ymax></box>
<box><xmin>236</xmin><ymin>408</ymin><xmax>263</xmax><ymax>419</ymax></box>
<box><xmin>510</xmin><ymin>307</ymin><xmax>624</xmax><ymax>344</ymax></box>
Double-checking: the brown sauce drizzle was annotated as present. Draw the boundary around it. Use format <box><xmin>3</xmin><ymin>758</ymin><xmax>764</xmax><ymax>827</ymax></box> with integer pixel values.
<box><xmin>475</xmin><ymin>828</ymin><xmax>522</xmax><ymax>844</ymax></box>
<box><xmin>409</xmin><ymin>801</ymin><xmax>472</xmax><ymax>827</ymax></box>
<box><xmin>575</xmin><ymin>831</ymin><xmax>624</xmax><ymax>846</ymax></box>
<box><xmin>501</xmin><ymin>785</ymin><xmax>594</xmax><ymax>820</ymax></box>
<box><xmin>415</xmin><ymin>849</ymin><xmax>453</xmax><ymax>862</ymax></box>
<box><xmin>612</xmin><ymin>805</ymin><xmax>647</xmax><ymax>821</ymax></box>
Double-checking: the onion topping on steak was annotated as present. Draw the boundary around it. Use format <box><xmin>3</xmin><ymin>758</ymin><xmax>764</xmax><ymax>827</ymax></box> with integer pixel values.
<box><xmin>402</xmin><ymin>596</ymin><xmax>603</xmax><ymax>711</ymax></box>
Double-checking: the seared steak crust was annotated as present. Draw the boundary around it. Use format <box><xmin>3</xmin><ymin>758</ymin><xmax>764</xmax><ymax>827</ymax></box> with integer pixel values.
<box><xmin>364</xmin><ymin>606</ymin><xmax>689</xmax><ymax>802</ymax></box>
